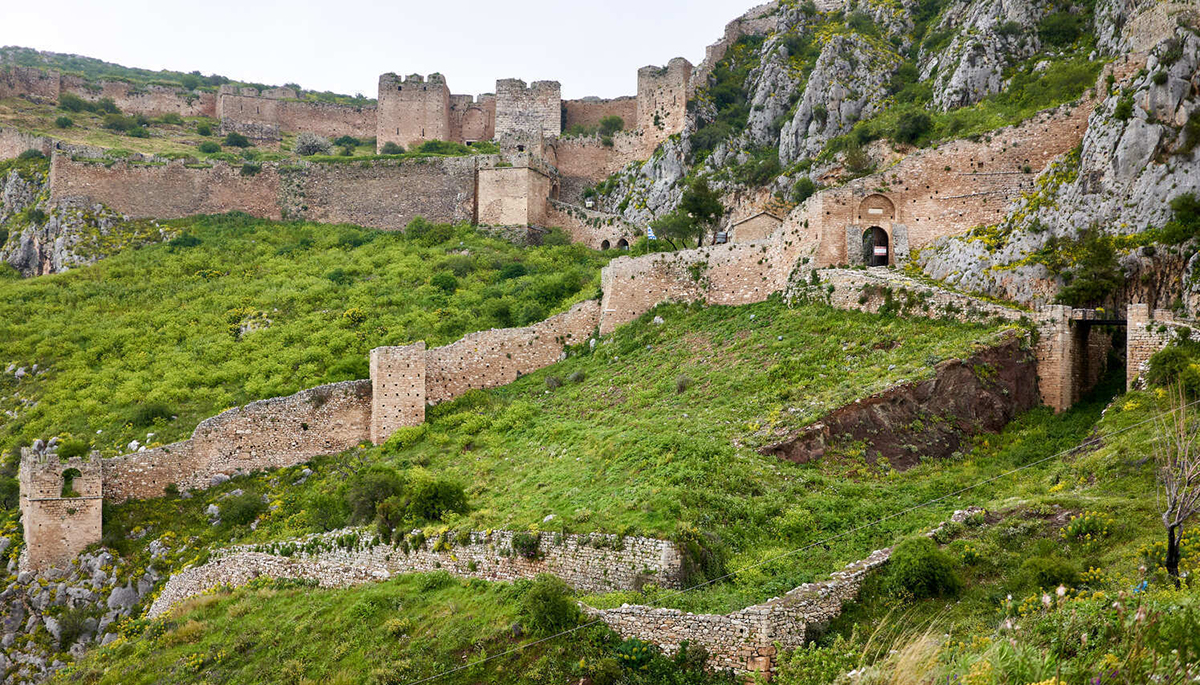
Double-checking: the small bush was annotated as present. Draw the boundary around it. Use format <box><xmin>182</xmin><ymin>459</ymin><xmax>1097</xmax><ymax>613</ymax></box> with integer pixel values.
<box><xmin>196</xmin><ymin>123</ymin><xmax>212</xmax><ymax>136</ymax></box>
<box><xmin>127</xmin><ymin>126</ymin><xmax>150</xmax><ymax>138</ymax></box>
<box><xmin>567</xmin><ymin>370</ymin><xmax>586</xmax><ymax>384</ymax></box>
<box><xmin>430</xmin><ymin>271</ymin><xmax>458</xmax><ymax>293</ymax></box>
<box><xmin>414</xmin><ymin>140</ymin><xmax>471</xmax><ymax>156</ymax></box>
<box><xmin>545</xmin><ymin>375</ymin><xmax>562</xmax><ymax>390</ymax></box>
<box><xmin>295</xmin><ymin>132</ymin><xmax>332</xmax><ymax>156</ymax></box>
<box><xmin>102</xmin><ymin>113</ymin><xmax>134</xmax><ymax>132</ymax></box>
<box><xmin>518</xmin><ymin>574</ymin><xmax>579</xmax><ymax>636</ymax></box>
<box><xmin>198</xmin><ymin>141</ymin><xmax>220</xmax><ymax>154</ymax></box>
<box><xmin>1152</xmin><ymin>70</ymin><xmax>1169</xmax><ymax>86</ymax></box>
<box><xmin>380</xmin><ymin>141</ymin><xmax>404</xmax><ymax>155</ymax></box>
<box><xmin>885</xmin><ymin>537</ymin><xmax>962</xmax><ymax>599</ymax></box>
<box><xmin>58</xmin><ymin>438</ymin><xmax>91</xmax><ymax>459</ymax></box>
<box><xmin>220</xmin><ymin>492</ymin><xmax>267</xmax><ymax>526</ymax></box>
<box><xmin>1113</xmin><ymin>97</ymin><xmax>1134</xmax><ymax>121</ymax></box>
<box><xmin>598</xmin><ymin>115</ymin><xmax>624</xmax><ymax>136</ymax></box>
<box><xmin>512</xmin><ymin>531</ymin><xmax>541</xmax><ymax>559</ymax></box>
<box><xmin>54</xmin><ymin>116</ymin><xmax>73</xmax><ymax>128</ymax></box>
<box><xmin>240</xmin><ymin>162</ymin><xmax>261</xmax><ymax>176</ymax></box>
<box><xmin>895</xmin><ymin>110</ymin><xmax>932</xmax><ymax>144</ymax></box>
<box><xmin>1020</xmin><ymin>555</ymin><xmax>1078</xmax><ymax>589</ymax></box>
<box><xmin>131</xmin><ymin>403</ymin><xmax>172</xmax><ymax>426</ymax></box>
<box><xmin>157</xmin><ymin>113</ymin><xmax>184</xmax><ymax>125</ymax></box>
<box><xmin>675</xmin><ymin>375</ymin><xmax>693</xmax><ymax>394</ymax></box>
<box><xmin>344</xmin><ymin>466</ymin><xmax>405</xmax><ymax>523</ymax></box>
<box><xmin>332</xmin><ymin>135</ymin><xmax>360</xmax><ymax>147</ymax></box>
<box><xmin>17</xmin><ymin>149</ymin><xmax>45</xmax><ymax>160</ymax></box>
<box><xmin>58</xmin><ymin>93</ymin><xmax>90</xmax><ymax>112</ymax></box>
<box><xmin>1038</xmin><ymin>12</ymin><xmax>1083</xmax><ymax>47</ymax></box>
<box><xmin>223</xmin><ymin>132</ymin><xmax>251</xmax><ymax>148</ymax></box>
<box><xmin>791</xmin><ymin>177</ymin><xmax>817</xmax><ymax>204</ymax></box>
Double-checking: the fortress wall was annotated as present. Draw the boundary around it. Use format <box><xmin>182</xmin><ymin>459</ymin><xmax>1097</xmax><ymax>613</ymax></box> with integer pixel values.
<box><xmin>19</xmin><ymin>453</ymin><xmax>104</xmax><ymax>572</ymax></box>
<box><xmin>424</xmin><ymin>300</ymin><xmax>600</xmax><ymax>404</ymax></box>
<box><xmin>637</xmin><ymin>59</ymin><xmax>691</xmax><ymax>147</ymax></box>
<box><xmin>0</xmin><ymin>66</ymin><xmax>60</xmax><ymax>102</ymax></box>
<box><xmin>544</xmin><ymin>200</ymin><xmax>635</xmax><ymax>249</ymax></box>
<box><xmin>555</xmin><ymin>132</ymin><xmax>646</xmax><ymax>198</ymax></box>
<box><xmin>0</xmin><ymin>127</ymin><xmax>53</xmax><ymax>159</ymax></box>
<box><xmin>477</xmin><ymin>165</ymin><xmax>543</xmax><ymax>226</ymax></box>
<box><xmin>370</xmin><ymin>344</ymin><xmax>426</xmax><ymax>445</ymax></box>
<box><xmin>376</xmin><ymin>74</ymin><xmax>451</xmax><ymax>150</ymax></box>
<box><xmin>100</xmin><ymin>442</ymin><xmax>197</xmax><ymax>502</ymax></box>
<box><xmin>598</xmin><ymin>241</ymin><xmax>783</xmax><ymax>334</ymax></box>
<box><xmin>449</xmin><ymin>94</ymin><xmax>495</xmax><ymax>143</ymax></box>
<box><xmin>60</xmin><ymin>76</ymin><xmax>217</xmax><ymax>118</ymax></box>
<box><xmin>289</xmin><ymin>157</ymin><xmax>479</xmax><ymax>230</ymax></box>
<box><xmin>217</xmin><ymin>91</ymin><xmax>375</xmax><ymax>139</ymax></box>
<box><xmin>48</xmin><ymin>154</ymin><xmax>282</xmax><ymax>220</ymax></box>
<box><xmin>690</xmin><ymin>2</ymin><xmax>778</xmax><ymax>91</ymax></box>
<box><xmin>563</xmin><ymin>97</ymin><xmax>637</xmax><ymax>131</ymax></box>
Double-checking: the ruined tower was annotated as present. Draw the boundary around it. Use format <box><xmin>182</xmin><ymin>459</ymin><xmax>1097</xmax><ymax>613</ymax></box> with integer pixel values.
<box><xmin>637</xmin><ymin>57</ymin><xmax>692</xmax><ymax>145</ymax></box>
<box><xmin>369</xmin><ymin>343</ymin><xmax>427</xmax><ymax>444</ymax></box>
<box><xmin>494</xmin><ymin>79</ymin><xmax>561</xmax><ymax>152</ymax></box>
<box><xmin>376</xmin><ymin>73</ymin><xmax>452</xmax><ymax>152</ymax></box>
<box><xmin>19</xmin><ymin>448</ymin><xmax>103</xmax><ymax>572</ymax></box>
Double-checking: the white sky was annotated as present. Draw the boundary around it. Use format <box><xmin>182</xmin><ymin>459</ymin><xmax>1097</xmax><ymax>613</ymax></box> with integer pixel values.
<box><xmin>0</xmin><ymin>0</ymin><xmax>753</xmax><ymax>100</ymax></box>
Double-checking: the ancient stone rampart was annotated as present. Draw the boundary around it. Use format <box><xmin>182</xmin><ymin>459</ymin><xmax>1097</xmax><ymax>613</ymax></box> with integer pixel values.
<box><xmin>48</xmin><ymin>154</ymin><xmax>283</xmax><ymax>220</ymax></box>
<box><xmin>545</xmin><ymin>199</ymin><xmax>636</xmax><ymax>249</ymax></box>
<box><xmin>563</xmin><ymin>97</ymin><xmax>637</xmax><ymax>132</ymax></box>
<box><xmin>496</xmin><ymin>79</ymin><xmax>561</xmax><ymax>150</ymax></box>
<box><xmin>637</xmin><ymin>58</ymin><xmax>692</xmax><ymax>147</ymax></box>
<box><xmin>690</xmin><ymin>2</ymin><xmax>778</xmax><ymax>92</ymax></box>
<box><xmin>0</xmin><ymin>66</ymin><xmax>60</xmax><ymax>102</ymax></box>
<box><xmin>554</xmin><ymin>131</ymin><xmax>648</xmax><ymax>198</ymax></box>
<box><xmin>148</xmin><ymin>529</ymin><xmax>681</xmax><ymax>618</ymax></box>
<box><xmin>60</xmin><ymin>76</ymin><xmax>217</xmax><ymax>118</ymax></box>
<box><xmin>1127</xmin><ymin>304</ymin><xmax>1193</xmax><ymax>389</ymax></box>
<box><xmin>216</xmin><ymin>86</ymin><xmax>374</xmax><ymax>140</ymax></box>
<box><xmin>477</xmin><ymin>164</ymin><xmax>555</xmax><ymax>227</ymax></box>
<box><xmin>0</xmin><ymin>127</ymin><xmax>52</xmax><ymax>159</ymax></box>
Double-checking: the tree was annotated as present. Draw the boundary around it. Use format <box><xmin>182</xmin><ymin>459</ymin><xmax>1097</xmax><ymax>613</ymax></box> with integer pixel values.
<box><xmin>1155</xmin><ymin>385</ymin><xmax>1200</xmax><ymax>587</ymax></box>
<box><xmin>679</xmin><ymin>176</ymin><xmax>724</xmax><ymax>245</ymax></box>
<box><xmin>598</xmin><ymin>115</ymin><xmax>624</xmax><ymax>136</ymax></box>
<box><xmin>648</xmin><ymin>210</ymin><xmax>699</xmax><ymax>249</ymax></box>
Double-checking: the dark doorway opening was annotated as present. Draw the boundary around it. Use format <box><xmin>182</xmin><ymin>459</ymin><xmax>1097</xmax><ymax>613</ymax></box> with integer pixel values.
<box><xmin>862</xmin><ymin>226</ymin><xmax>889</xmax><ymax>266</ymax></box>
<box><xmin>617</xmin><ymin>238</ymin><xmax>629</xmax><ymax>250</ymax></box>
<box><xmin>600</xmin><ymin>240</ymin><xmax>610</xmax><ymax>250</ymax></box>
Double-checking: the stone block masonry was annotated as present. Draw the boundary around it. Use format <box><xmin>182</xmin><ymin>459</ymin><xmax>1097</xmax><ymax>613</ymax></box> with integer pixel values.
<box><xmin>637</xmin><ymin>58</ymin><xmax>692</xmax><ymax>148</ymax></box>
<box><xmin>216</xmin><ymin>85</ymin><xmax>373</xmax><ymax>141</ymax></box>
<box><xmin>19</xmin><ymin>451</ymin><xmax>104</xmax><ymax>572</ymax></box>
<box><xmin>148</xmin><ymin>529</ymin><xmax>682</xmax><ymax>618</ymax></box>
<box><xmin>370</xmin><ymin>344</ymin><xmax>426</xmax><ymax>445</ymax></box>
<box><xmin>495</xmin><ymin>79</ymin><xmax>561</xmax><ymax>150</ymax></box>
<box><xmin>477</xmin><ymin>165</ymin><xmax>555</xmax><ymax>227</ymax></box>
<box><xmin>1127</xmin><ymin>304</ymin><xmax>1194</xmax><ymax>389</ymax></box>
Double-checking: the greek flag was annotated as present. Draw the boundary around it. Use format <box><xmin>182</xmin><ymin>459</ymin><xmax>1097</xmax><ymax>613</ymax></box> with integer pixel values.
<box><xmin>647</xmin><ymin>227</ymin><xmax>657</xmax><ymax>240</ymax></box>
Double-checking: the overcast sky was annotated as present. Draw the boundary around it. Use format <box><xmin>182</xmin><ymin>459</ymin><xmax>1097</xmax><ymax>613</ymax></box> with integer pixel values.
<box><xmin>0</xmin><ymin>0</ymin><xmax>754</xmax><ymax>99</ymax></box>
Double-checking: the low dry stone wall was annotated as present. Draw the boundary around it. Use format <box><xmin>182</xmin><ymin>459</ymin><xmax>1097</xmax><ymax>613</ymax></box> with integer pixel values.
<box><xmin>148</xmin><ymin>529</ymin><xmax>681</xmax><ymax>618</ymax></box>
<box><xmin>584</xmin><ymin>508</ymin><xmax>983</xmax><ymax>674</ymax></box>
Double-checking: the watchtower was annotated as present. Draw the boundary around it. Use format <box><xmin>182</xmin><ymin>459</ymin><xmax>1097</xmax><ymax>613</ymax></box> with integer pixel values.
<box><xmin>19</xmin><ymin>448</ymin><xmax>103</xmax><ymax>572</ymax></box>
<box><xmin>376</xmin><ymin>73</ymin><xmax>452</xmax><ymax>152</ymax></box>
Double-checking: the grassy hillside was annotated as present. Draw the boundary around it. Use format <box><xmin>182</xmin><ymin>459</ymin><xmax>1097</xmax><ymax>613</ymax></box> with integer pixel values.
<box><xmin>0</xmin><ymin>214</ymin><xmax>609</xmax><ymax>460</ymax></box>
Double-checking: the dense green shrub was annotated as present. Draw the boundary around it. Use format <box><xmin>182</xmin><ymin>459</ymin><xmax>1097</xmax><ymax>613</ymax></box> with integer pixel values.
<box><xmin>295</xmin><ymin>132</ymin><xmax>332</xmax><ymax>156</ymax></box>
<box><xmin>332</xmin><ymin>135</ymin><xmax>360</xmax><ymax>148</ymax></box>
<box><xmin>102</xmin><ymin>113</ymin><xmax>135</xmax><ymax>132</ymax></box>
<box><xmin>157</xmin><ymin>113</ymin><xmax>184</xmax><ymax>125</ymax></box>
<box><xmin>303</xmin><ymin>491</ymin><xmax>349</xmax><ymax>532</ymax></box>
<box><xmin>1020</xmin><ymin>554</ymin><xmax>1078</xmax><ymax>589</ymax></box>
<box><xmin>895</xmin><ymin>110</ymin><xmax>932</xmax><ymax>144</ymax></box>
<box><xmin>1159</xmin><ymin>193</ymin><xmax>1200</xmax><ymax>243</ymax></box>
<box><xmin>401</xmin><ymin>470</ymin><xmax>467</xmax><ymax>522</ymax></box>
<box><xmin>198</xmin><ymin>141</ymin><xmax>220</xmax><ymax>154</ymax></box>
<box><xmin>196</xmin><ymin>122</ymin><xmax>212</xmax><ymax>136</ymax></box>
<box><xmin>414</xmin><ymin>140</ymin><xmax>471</xmax><ymax>156</ymax></box>
<box><xmin>380</xmin><ymin>141</ymin><xmax>404</xmax><ymax>155</ymax></box>
<box><xmin>430</xmin><ymin>271</ymin><xmax>457</xmax><ymax>293</ymax></box>
<box><xmin>791</xmin><ymin>177</ymin><xmax>817</xmax><ymax>204</ymax></box>
<box><xmin>17</xmin><ymin>149</ymin><xmax>44</xmax><ymax>160</ymax></box>
<box><xmin>1114</xmin><ymin>97</ymin><xmax>1134</xmax><ymax>121</ymax></box>
<box><xmin>517</xmin><ymin>574</ymin><xmax>579</xmax><ymax>636</ymax></box>
<box><xmin>222</xmin><ymin>132</ymin><xmax>251</xmax><ymax>148</ymax></box>
<box><xmin>1038</xmin><ymin>12</ymin><xmax>1083</xmax><ymax>47</ymax></box>
<box><xmin>58</xmin><ymin>438</ymin><xmax>91</xmax><ymax>459</ymax></box>
<box><xmin>54</xmin><ymin>116</ymin><xmax>73</xmax><ymax>128</ymax></box>
<box><xmin>885</xmin><ymin>537</ymin><xmax>962</xmax><ymax>599</ymax></box>
<box><xmin>1147</xmin><ymin>341</ymin><xmax>1200</xmax><ymax>397</ymax></box>
<box><xmin>512</xmin><ymin>531</ymin><xmax>541</xmax><ymax>559</ymax></box>
<box><xmin>58</xmin><ymin>93</ymin><xmax>89</xmax><ymax>112</ymax></box>
<box><xmin>675</xmin><ymin>526</ymin><xmax>728</xmax><ymax>586</ymax></box>
<box><xmin>126</xmin><ymin>126</ymin><xmax>149</xmax><ymax>138</ymax></box>
<box><xmin>598</xmin><ymin>115</ymin><xmax>624</xmax><ymax>136</ymax></box>
<box><xmin>344</xmin><ymin>465</ymin><xmax>405</xmax><ymax>524</ymax></box>
<box><xmin>220</xmin><ymin>492</ymin><xmax>268</xmax><ymax>526</ymax></box>
<box><xmin>406</xmin><ymin>216</ymin><xmax>454</xmax><ymax>246</ymax></box>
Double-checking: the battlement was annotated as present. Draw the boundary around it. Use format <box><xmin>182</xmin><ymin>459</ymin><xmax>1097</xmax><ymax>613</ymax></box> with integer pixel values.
<box><xmin>376</xmin><ymin>71</ymin><xmax>452</xmax><ymax>151</ymax></box>
<box><xmin>495</xmin><ymin>78</ymin><xmax>561</xmax><ymax>150</ymax></box>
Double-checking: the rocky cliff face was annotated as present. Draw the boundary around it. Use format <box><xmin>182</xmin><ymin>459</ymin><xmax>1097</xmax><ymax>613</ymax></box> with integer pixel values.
<box><xmin>0</xmin><ymin>164</ymin><xmax>169</xmax><ymax>278</ymax></box>
<box><xmin>916</xmin><ymin>27</ymin><xmax>1200</xmax><ymax>310</ymax></box>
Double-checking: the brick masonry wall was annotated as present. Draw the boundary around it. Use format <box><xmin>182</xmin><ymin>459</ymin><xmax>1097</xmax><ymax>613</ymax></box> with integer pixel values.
<box><xmin>563</xmin><ymin>97</ymin><xmax>637</xmax><ymax>131</ymax></box>
<box><xmin>424</xmin><ymin>300</ymin><xmax>600</xmax><ymax>403</ymax></box>
<box><xmin>217</xmin><ymin>90</ymin><xmax>374</xmax><ymax>139</ymax></box>
<box><xmin>49</xmin><ymin>154</ymin><xmax>282</xmax><ymax>220</ymax></box>
<box><xmin>283</xmin><ymin>157</ymin><xmax>480</xmax><ymax>229</ymax></box>
<box><xmin>148</xmin><ymin>529</ymin><xmax>682</xmax><ymax>617</ymax></box>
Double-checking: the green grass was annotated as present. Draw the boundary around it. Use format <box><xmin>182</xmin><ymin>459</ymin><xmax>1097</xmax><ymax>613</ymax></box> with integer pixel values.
<box><xmin>0</xmin><ymin>214</ymin><xmax>609</xmax><ymax>458</ymax></box>
<box><xmin>53</xmin><ymin>574</ymin><xmax>728</xmax><ymax>685</ymax></box>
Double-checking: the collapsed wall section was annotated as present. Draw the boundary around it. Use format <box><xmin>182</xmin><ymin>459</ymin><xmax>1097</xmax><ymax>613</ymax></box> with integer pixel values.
<box><xmin>60</xmin><ymin>76</ymin><xmax>217</xmax><ymax>118</ymax></box>
<box><xmin>48</xmin><ymin>154</ymin><xmax>282</xmax><ymax>220</ymax></box>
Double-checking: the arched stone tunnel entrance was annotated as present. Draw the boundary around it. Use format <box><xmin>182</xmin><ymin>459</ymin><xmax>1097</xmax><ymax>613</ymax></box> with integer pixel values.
<box><xmin>862</xmin><ymin>227</ymin><xmax>889</xmax><ymax>266</ymax></box>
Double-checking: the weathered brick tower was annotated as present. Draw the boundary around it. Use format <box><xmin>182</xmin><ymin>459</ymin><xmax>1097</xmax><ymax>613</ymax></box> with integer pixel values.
<box><xmin>495</xmin><ymin>79</ymin><xmax>561</xmax><ymax>152</ymax></box>
<box><xmin>19</xmin><ymin>449</ymin><xmax>103</xmax><ymax>572</ymax></box>
<box><xmin>376</xmin><ymin>73</ymin><xmax>452</xmax><ymax>152</ymax></box>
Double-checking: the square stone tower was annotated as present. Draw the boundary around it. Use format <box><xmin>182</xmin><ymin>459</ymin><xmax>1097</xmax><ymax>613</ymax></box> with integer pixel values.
<box><xmin>637</xmin><ymin>57</ymin><xmax>692</xmax><ymax>143</ymax></box>
<box><xmin>19</xmin><ymin>449</ymin><xmax>103</xmax><ymax>572</ymax></box>
<box><xmin>376</xmin><ymin>73</ymin><xmax>452</xmax><ymax>152</ymax></box>
<box><xmin>369</xmin><ymin>343</ymin><xmax>428</xmax><ymax>444</ymax></box>
<box><xmin>495</xmin><ymin>79</ymin><xmax>561</xmax><ymax>152</ymax></box>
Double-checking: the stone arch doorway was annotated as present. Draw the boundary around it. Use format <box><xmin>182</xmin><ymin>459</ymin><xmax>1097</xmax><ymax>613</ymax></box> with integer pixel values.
<box><xmin>600</xmin><ymin>240</ymin><xmax>611</xmax><ymax>250</ymax></box>
<box><xmin>61</xmin><ymin>468</ymin><xmax>82</xmax><ymax>498</ymax></box>
<box><xmin>862</xmin><ymin>227</ymin><xmax>889</xmax><ymax>266</ymax></box>
<box><xmin>617</xmin><ymin>238</ymin><xmax>629</xmax><ymax>250</ymax></box>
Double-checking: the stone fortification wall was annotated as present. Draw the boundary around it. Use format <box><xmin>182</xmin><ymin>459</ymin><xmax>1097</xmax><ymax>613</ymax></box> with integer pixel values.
<box><xmin>60</xmin><ymin>76</ymin><xmax>217</xmax><ymax>118</ymax></box>
<box><xmin>791</xmin><ymin>268</ymin><xmax>1026</xmax><ymax>324</ymax></box>
<box><xmin>284</xmin><ymin>156</ymin><xmax>480</xmax><ymax>229</ymax></box>
<box><xmin>101</xmin><ymin>380</ymin><xmax>372</xmax><ymax>502</ymax></box>
<box><xmin>690</xmin><ymin>3</ymin><xmax>779</xmax><ymax>92</ymax></box>
<box><xmin>555</xmin><ymin>132</ymin><xmax>647</xmax><ymax>198</ymax></box>
<box><xmin>545</xmin><ymin>199</ymin><xmax>636</xmax><ymax>249</ymax></box>
<box><xmin>563</xmin><ymin>97</ymin><xmax>638</xmax><ymax>131</ymax></box>
<box><xmin>0</xmin><ymin>66</ymin><xmax>60</xmax><ymax>102</ymax></box>
<box><xmin>48</xmin><ymin>154</ymin><xmax>282</xmax><ymax>220</ymax></box>
<box><xmin>149</xmin><ymin>529</ymin><xmax>681</xmax><ymax>617</ymax></box>
<box><xmin>370</xmin><ymin>344</ymin><xmax>426</xmax><ymax>445</ymax></box>
<box><xmin>0</xmin><ymin>127</ymin><xmax>52</xmax><ymax>159</ymax></box>
<box><xmin>598</xmin><ymin>240</ymin><xmax>787</xmax><ymax>334</ymax></box>
<box><xmin>424</xmin><ymin>300</ymin><xmax>600</xmax><ymax>403</ymax></box>
<box><xmin>449</xmin><ymin>93</ymin><xmax>496</xmax><ymax>144</ymax></box>
<box><xmin>1127</xmin><ymin>304</ymin><xmax>1193</xmax><ymax>389</ymax></box>
<box><xmin>477</xmin><ymin>165</ymin><xmax>554</xmax><ymax>227</ymax></box>
<box><xmin>217</xmin><ymin>86</ymin><xmax>374</xmax><ymax>140</ymax></box>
